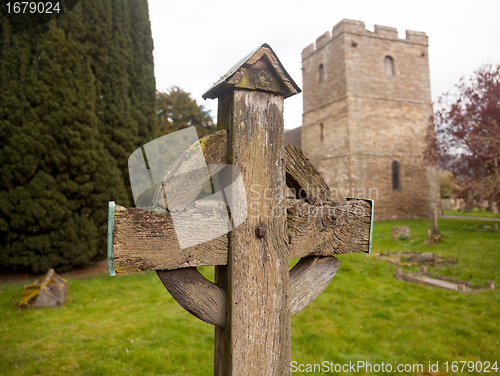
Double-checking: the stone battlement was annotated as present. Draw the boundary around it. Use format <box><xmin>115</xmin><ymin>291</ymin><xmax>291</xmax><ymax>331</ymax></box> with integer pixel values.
<box><xmin>302</xmin><ymin>19</ymin><xmax>428</xmax><ymax>60</ymax></box>
<box><xmin>300</xmin><ymin>19</ymin><xmax>439</xmax><ymax>221</ymax></box>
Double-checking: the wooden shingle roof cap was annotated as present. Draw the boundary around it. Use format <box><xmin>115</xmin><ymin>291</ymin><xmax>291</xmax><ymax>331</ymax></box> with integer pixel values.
<box><xmin>203</xmin><ymin>43</ymin><xmax>301</xmax><ymax>100</ymax></box>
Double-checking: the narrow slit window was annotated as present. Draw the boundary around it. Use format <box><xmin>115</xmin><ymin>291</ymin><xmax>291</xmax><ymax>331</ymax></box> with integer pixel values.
<box><xmin>392</xmin><ymin>160</ymin><xmax>400</xmax><ymax>190</ymax></box>
<box><xmin>320</xmin><ymin>123</ymin><xmax>324</xmax><ymax>142</ymax></box>
<box><xmin>319</xmin><ymin>64</ymin><xmax>325</xmax><ymax>83</ymax></box>
<box><xmin>385</xmin><ymin>56</ymin><xmax>394</xmax><ymax>76</ymax></box>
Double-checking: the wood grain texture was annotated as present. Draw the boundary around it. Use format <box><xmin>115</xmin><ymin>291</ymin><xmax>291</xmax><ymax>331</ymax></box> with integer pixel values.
<box><xmin>110</xmin><ymin>91</ymin><xmax>371</xmax><ymax>376</ymax></box>
<box><xmin>289</xmin><ymin>256</ymin><xmax>341</xmax><ymax>315</ymax></box>
<box><xmin>214</xmin><ymin>94</ymin><xmax>231</xmax><ymax>376</ymax></box>
<box><xmin>222</xmin><ymin>89</ymin><xmax>290</xmax><ymax>375</ymax></box>
<box><xmin>287</xmin><ymin>199</ymin><xmax>372</xmax><ymax>258</ymax></box>
<box><xmin>214</xmin><ymin>265</ymin><xmax>226</xmax><ymax>375</ymax></box>
<box><xmin>153</xmin><ymin>255</ymin><xmax>341</xmax><ymax>327</ymax></box>
<box><xmin>203</xmin><ymin>44</ymin><xmax>300</xmax><ymax>100</ymax></box>
<box><xmin>230</xmin><ymin>46</ymin><xmax>300</xmax><ymax>98</ymax></box>
<box><xmin>108</xmin><ymin>45</ymin><xmax>373</xmax><ymax>376</ymax></box>
<box><xmin>112</xmin><ymin>203</ymin><xmax>228</xmax><ymax>273</ymax></box>
<box><xmin>112</xmin><ymin>199</ymin><xmax>370</xmax><ymax>272</ymax></box>
<box><xmin>157</xmin><ymin>268</ymin><xmax>226</xmax><ymax>327</ymax></box>
<box><xmin>152</xmin><ymin>130</ymin><xmax>229</xmax><ymax>211</ymax></box>
<box><xmin>112</xmin><ymin>131</ymin><xmax>372</xmax><ymax>272</ymax></box>
<box><xmin>113</xmin><ymin>200</ymin><xmax>371</xmax><ymax>273</ymax></box>
<box><xmin>284</xmin><ymin>145</ymin><xmax>331</xmax><ymax>205</ymax></box>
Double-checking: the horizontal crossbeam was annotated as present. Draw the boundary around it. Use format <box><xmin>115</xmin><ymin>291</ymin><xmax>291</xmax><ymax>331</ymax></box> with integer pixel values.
<box><xmin>109</xmin><ymin>198</ymin><xmax>372</xmax><ymax>273</ymax></box>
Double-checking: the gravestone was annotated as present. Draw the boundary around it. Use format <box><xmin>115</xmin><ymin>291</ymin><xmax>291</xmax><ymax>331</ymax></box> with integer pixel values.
<box><xmin>396</xmin><ymin>267</ymin><xmax>496</xmax><ymax>293</ymax></box>
<box><xmin>391</xmin><ymin>225</ymin><xmax>410</xmax><ymax>240</ymax></box>
<box><xmin>107</xmin><ymin>44</ymin><xmax>373</xmax><ymax>375</ymax></box>
<box><xmin>441</xmin><ymin>198</ymin><xmax>452</xmax><ymax>211</ymax></box>
<box><xmin>19</xmin><ymin>269</ymin><xmax>68</xmax><ymax>309</ymax></box>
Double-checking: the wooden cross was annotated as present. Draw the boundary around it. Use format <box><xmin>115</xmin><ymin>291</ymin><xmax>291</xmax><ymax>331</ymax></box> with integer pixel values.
<box><xmin>107</xmin><ymin>44</ymin><xmax>373</xmax><ymax>376</ymax></box>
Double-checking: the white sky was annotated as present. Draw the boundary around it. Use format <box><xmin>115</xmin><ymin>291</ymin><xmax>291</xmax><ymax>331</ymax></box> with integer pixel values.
<box><xmin>148</xmin><ymin>0</ymin><xmax>500</xmax><ymax>130</ymax></box>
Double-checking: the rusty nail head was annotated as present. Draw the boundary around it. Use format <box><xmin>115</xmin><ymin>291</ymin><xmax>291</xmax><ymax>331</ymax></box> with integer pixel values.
<box><xmin>255</xmin><ymin>225</ymin><xmax>267</xmax><ymax>237</ymax></box>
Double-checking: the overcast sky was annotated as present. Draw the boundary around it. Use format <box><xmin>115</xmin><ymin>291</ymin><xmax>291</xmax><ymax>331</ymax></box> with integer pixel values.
<box><xmin>148</xmin><ymin>0</ymin><xmax>500</xmax><ymax>130</ymax></box>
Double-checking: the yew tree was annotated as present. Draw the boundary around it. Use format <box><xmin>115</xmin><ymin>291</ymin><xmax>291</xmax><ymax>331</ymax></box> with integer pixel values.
<box><xmin>426</xmin><ymin>64</ymin><xmax>500</xmax><ymax>209</ymax></box>
<box><xmin>0</xmin><ymin>0</ymin><xmax>156</xmax><ymax>273</ymax></box>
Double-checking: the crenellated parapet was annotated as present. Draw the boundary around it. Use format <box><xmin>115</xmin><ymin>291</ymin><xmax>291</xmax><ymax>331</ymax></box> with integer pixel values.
<box><xmin>300</xmin><ymin>18</ymin><xmax>438</xmax><ymax>221</ymax></box>
<box><xmin>302</xmin><ymin>19</ymin><xmax>428</xmax><ymax>60</ymax></box>
<box><xmin>405</xmin><ymin>30</ymin><xmax>429</xmax><ymax>44</ymax></box>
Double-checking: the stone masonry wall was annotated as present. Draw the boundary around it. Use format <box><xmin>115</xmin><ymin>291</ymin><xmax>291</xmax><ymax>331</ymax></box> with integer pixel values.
<box><xmin>301</xmin><ymin>19</ymin><xmax>440</xmax><ymax>220</ymax></box>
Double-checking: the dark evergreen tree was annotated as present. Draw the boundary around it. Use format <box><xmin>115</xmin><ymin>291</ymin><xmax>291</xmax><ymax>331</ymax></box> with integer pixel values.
<box><xmin>0</xmin><ymin>0</ymin><xmax>156</xmax><ymax>272</ymax></box>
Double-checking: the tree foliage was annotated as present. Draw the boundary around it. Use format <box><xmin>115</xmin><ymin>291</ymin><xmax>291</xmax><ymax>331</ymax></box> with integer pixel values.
<box><xmin>156</xmin><ymin>87</ymin><xmax>215</xmax><ymax>138</ymax></box>
<box><xmin>129</xmin><ymin>87</ymin><xmax>216</xmax><ymax>208</ymax></box>
<box><xmin>0</xmin><ymin>0</ymin><xmax>156</xmax><ymax>272</ymax></box>
<box><xmin>426</xmin><ymin>64</ymin><xmax>500</xmax><ymax>208</ymax></box>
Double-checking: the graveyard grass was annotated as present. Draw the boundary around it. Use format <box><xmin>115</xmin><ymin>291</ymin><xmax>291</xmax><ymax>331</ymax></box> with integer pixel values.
<box><xmin>0</xmin><ymin>218</ymin><xmax>499</xmax><ymax>375</ymax></box>
<box><xmin>444</xmin><ymin>207</ymin><xmax>500</xmax><ymax>218</ymax></box>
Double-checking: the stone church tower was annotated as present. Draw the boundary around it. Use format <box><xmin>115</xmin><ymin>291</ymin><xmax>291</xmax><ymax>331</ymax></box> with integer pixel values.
<box><xmin>298</xmin><ymin>19</ymin><xmax>440</xmax><ymax>220</ymax></box>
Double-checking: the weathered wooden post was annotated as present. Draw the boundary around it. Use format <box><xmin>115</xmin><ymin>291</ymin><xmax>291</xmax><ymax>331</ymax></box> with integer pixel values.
<box><xmin>203</xmin><ymin>44</ymin><xmax>296</xmax><ymax>374</ymax></box>
<box><xmin>107</xmin><ymin>44</ymin><xmax>374</xmax><ymax>375</ymax></box>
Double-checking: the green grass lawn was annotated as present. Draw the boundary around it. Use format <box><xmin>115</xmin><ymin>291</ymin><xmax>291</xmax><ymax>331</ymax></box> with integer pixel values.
<box><xmin>0</xmin><ymin>218</ymin><xmax>499</xmax><ymax>375</ymax></box>
<box><xmin>444</xmin><ymin>207</ymin><xmax>500</xmax><ymax>218</ymax></box>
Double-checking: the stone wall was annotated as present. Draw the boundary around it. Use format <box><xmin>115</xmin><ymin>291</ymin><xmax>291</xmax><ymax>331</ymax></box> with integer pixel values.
<box><xmin>301</xmin><ymin>19</ymin><xmax>440</xmax><ymax>220</ymax></box>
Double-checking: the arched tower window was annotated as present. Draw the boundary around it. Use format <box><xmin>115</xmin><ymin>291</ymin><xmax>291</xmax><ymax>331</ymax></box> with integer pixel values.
<box><xmin>392</xmin><ymin>160</ymin><xmax>400</xmax><ymax>190</ymax></box>
<box><xmin>320</xmin><ymin>123</ymin><xmax>324</xmax><ymax>142</ymax></box>
<box><xmin>319</xmin><ymin>64</ymin><xmax>325</xmax><ymax>83</ymax></box>
<box><xmin>385</xmin><ymin>56</ymin><xmax>394</xmax><ymax>76</ymax></box>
